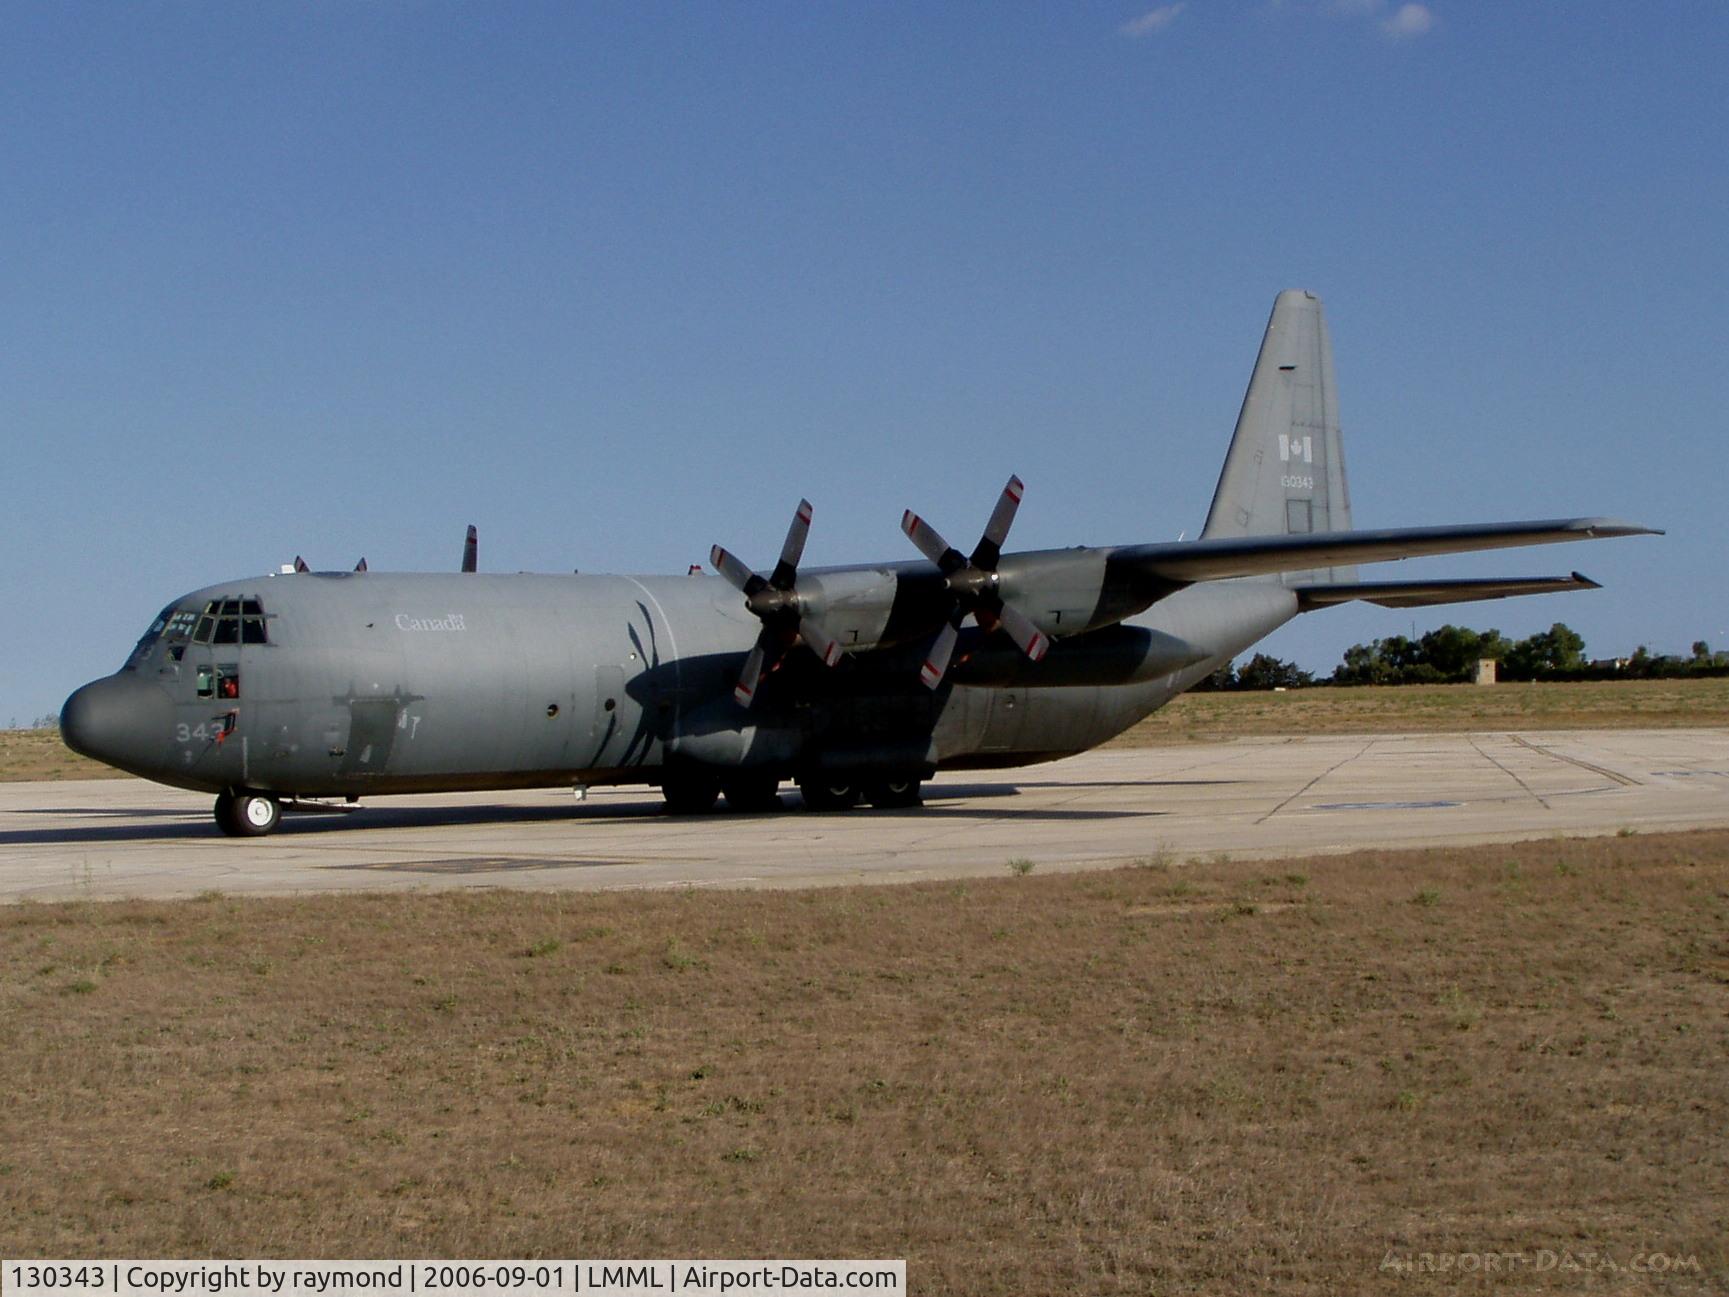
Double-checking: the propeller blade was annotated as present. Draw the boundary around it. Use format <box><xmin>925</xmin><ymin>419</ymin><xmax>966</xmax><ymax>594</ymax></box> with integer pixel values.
<box><xmin>710</xmin><ymin>545</ymin><xmax>767</xmax><ymax>597</ymax></box>
<box><xmin>769</xmin><ymin>499</ymin><xmax>814</xmax><ymax>590</ymax></box>
<box><xmin>994</xmin><ymin>600</ymin><xmax>1050</xmax><ymax>662</ymax></box>
<box><xmin>971</xmin><ymin>475</ymin><xmax>1023</xmax><ymax>569</ymax></box>
<box><xmin>354</xmin><ymin>557</ymin><xmax>368</xmax><ymax>573</ymax></box>
<box><xmin>734</xmin><ymin>641</ymin><xmax>769</xmax><ymax>708</ymax></box>
<box><xmin>461</xmin><ymin>524</ymin><xmax>478</xmax><ymax>573</ymax></box>
<box><xmin>293</xmin><ymin>556</ymin><xmax>310</xmax><ymax>573</ymax></box>
<box><xmin>799</xmin><ymin>617</ymin><xmax>846</xmax><ymax>669</ymax></box>
<box><xmin>918</xmin><ymin>621</ymin><xmax>960</xmax><ymax>690</ymax></box>
<box><xmin>902</xmin><ymin>511</ymin><xmax>968</xmax><ymax>574</ymax></box>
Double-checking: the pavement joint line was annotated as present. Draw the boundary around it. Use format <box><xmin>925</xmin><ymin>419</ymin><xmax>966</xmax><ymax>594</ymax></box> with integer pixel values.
<box><xmin>1254</xmin><ymin>738</ymin><xmax>1377</xmax><ymax>825</ymax></box>
<box><xmin>1469</xmin><ymin>734</ymin><xmax>1554</xmax><ymax>811</ymax></box>
<box><xmin>1509</xmin><ymin>734</ymin><xmax>1641</xmax><ymax>786</ymax></box>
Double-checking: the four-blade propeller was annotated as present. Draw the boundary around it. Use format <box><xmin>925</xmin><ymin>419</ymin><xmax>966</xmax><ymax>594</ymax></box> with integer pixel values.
<box><xmin>711</xmin><ymin>500</ymin><xmax>847</xmax><ymax>708</ymax></box>
<box><xmin>902</xmin><ymin>475</ymin><xmax>1050</xmax><ymax>689</ymax></box>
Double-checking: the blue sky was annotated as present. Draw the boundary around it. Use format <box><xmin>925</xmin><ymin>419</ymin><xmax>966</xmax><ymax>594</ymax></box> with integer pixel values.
<box><xmin>3</xmin><ymin>2</ymin><xmax>1723</xmax><ymax>723</ymax></box>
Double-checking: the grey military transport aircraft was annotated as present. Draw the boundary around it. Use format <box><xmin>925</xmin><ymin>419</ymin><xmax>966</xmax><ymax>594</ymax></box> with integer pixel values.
<box><xmin>62</xmin><ymin>291</ymin><xmax>1657</xmax><ymax>836</ymax></box>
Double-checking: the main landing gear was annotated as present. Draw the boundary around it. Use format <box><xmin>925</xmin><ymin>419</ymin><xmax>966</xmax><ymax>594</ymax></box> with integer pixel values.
<box><xmin>660</xmin><ymin>770</ymin><xmax>788</xmax><ymax>815</ymax></box>
<box><xmin>214</xmin><ymin>789</ymin><xmax>282</xmax><ymax>837</ymax></box>
<box><xmin>799</xmin><ymin>776</ymin><xmax>922</xmax><ymax>811</ymax></box>
<box><xmin>660</xmin><ymin>772</ymin><xmax>925</xmax><ymax>815</ymax></box>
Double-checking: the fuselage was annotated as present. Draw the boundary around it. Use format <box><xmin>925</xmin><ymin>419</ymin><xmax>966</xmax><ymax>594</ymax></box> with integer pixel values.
<box><xmin>61</xmin><ymin>568</ymin><xmax>1299</xmax><ymax>799</ymax></box>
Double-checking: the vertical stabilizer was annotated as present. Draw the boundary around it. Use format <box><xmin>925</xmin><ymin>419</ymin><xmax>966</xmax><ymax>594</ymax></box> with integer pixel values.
<box><xmin>1202</xmin><ymin>290</ymin><xmax>1354</xmax><ymax>583</ymax></box>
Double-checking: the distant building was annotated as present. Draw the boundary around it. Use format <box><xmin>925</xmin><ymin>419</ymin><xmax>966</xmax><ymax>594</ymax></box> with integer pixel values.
<box><xmin>1474</xmin><ymin>658</ymin><xmax>1497</xmax><ymax>686</ymax></box>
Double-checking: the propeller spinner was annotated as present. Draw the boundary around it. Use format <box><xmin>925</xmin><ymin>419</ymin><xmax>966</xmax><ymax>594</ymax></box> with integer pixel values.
<box><xmin>711</xmin><ymin>499</ymin><xmax>846</xmax><ymax>708</ymax></box>
<box><xmin>902</xmin><ymin>474</ymin><xmax>1050</xmax><ymax>689</ymax></box>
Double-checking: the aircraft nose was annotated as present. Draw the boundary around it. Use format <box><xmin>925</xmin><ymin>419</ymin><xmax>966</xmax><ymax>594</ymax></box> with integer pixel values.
<box><xmin>61</xmin><ymin>675</ymin><xmax>174</xmax><ymax>774</ymax></box>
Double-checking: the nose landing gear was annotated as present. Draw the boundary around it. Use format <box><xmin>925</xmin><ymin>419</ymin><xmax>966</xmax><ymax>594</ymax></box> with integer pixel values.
<box><xmin>214</xmin><ymin>790</ymin><xmax>282</xmax><ymax>837</ymax></box>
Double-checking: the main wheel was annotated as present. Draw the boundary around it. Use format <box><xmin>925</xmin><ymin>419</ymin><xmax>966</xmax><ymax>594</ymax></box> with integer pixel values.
<box><xmin>215</xmin><ymin>790</ymin><xmax>281</xmax><ymax>837</ymax></box>
<box><xmin>798</xmin><ymin>776</ymin><xmax>860</xmax><ymax>812</ymax></box>
<box><xmin>721</xmin><ymin>772</ymin><xmax>782</xmax><ymax>814</ymax></box>
<box><xmin>863</xmin><ymin>777</ymin><xmax>923</xmax><ymax>810</ymax></box>
<box><xmin>662</xmin><ymin>770</ymin><xmax>721</xmax><ymax>815</ymax></box>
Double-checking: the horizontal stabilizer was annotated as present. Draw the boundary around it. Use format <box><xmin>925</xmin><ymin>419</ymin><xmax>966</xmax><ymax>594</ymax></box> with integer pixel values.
<box><xmin>1119</xmin><ymin>518</ymin><xmax>1659</xmax><ymax>585</ymax></box>
<box><xmin>1293</xmin><ymin>571</ymin><xmax>1601</xmax><ymax>612</ymax></box>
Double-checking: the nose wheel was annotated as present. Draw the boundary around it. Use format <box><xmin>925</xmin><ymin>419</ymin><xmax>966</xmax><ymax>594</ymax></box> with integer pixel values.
<box><xmin>215</xmin><ymin>790</ymin><xmax>282</xmax><ymax>837</ymax></box>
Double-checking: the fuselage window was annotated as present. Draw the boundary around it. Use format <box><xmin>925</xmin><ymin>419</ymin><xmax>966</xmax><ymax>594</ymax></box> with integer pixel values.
<box><xmin>196</xmin><ymin>662</ymin><xmax>244</xmax><ymax>700</ymax></box>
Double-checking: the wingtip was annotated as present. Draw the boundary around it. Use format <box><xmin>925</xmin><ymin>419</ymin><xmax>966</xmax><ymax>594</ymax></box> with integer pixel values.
<box><xmin>1575</xmin><ymin>517</ymin><xmax>1663</xmax><ymax>538</ymax></box>
<box><xmin>1571</xmin><ymin>570</ymin><xmax>1603</xmax><ymax>590</ymax></box>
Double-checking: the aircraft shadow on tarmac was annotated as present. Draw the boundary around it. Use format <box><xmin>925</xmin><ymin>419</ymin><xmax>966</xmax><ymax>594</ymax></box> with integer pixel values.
<box><xmin>19</xmin><ymin>806</ymin><xmax>212</xmax><ymax>819</ymax></box>
<box><xmin>1</xmin><ymin>783</ymin><xmax>1157</xmax><ymax>845</ymax></box>
<box><xmin>1007</xmin><ymin>778</ymin><xmax>1243</xmax><ymax>789</ymax></box>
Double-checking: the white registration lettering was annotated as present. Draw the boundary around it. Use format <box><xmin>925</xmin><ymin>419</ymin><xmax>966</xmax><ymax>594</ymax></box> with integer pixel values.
<box><xmin>394</xmin><ymin>612</ymin><xmax>468</xmax><ymax>632</ymax></box>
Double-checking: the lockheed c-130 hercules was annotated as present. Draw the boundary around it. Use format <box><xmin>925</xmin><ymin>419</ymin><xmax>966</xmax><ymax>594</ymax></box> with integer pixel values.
<box><xmin>61</xmin><ymin>291</ymin><xmax>1657</xmax><ymax>836</ymax></box>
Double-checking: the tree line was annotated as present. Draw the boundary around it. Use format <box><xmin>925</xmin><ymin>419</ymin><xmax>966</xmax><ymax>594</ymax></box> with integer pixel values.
<box><xmin>1203</xmin><ymin>624</ymin><xmax>1729</xmax><ymax>691</ymax></box>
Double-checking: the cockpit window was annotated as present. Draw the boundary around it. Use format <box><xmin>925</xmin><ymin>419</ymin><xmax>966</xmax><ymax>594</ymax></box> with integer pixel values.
<box><xmin>124</xmin><ymin>605</ymin><xmax>179</xmax><ymax>669</ymax></box>
<box><xmin>192</xmin><ymin>598</ymin><xmax>269</xmax><ymax>646</ymax></box>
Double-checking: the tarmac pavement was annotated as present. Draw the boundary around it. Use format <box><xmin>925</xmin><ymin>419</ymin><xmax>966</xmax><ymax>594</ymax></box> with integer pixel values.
<box><xmin>3</xmin><ymin>729</ymin><xmax>1727</xmax><ymax>903</ymax></box>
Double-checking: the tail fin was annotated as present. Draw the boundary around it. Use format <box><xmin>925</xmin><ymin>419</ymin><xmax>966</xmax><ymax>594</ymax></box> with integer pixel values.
<box><xmin>1202</xmin><ymin>290</ymin><xmax>1355</xmax><ymax>584</ymax></box>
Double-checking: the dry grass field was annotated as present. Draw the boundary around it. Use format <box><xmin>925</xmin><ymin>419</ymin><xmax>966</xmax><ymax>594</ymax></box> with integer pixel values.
<box><xmin>10</xmin><ymin>679</ymin><xmax>1728</xmax><ymax>784</ymax></box>
<box><xmin>2</xmin><ymin>831</ymin><xmax>1723</xmax><ymax>1292</ymax></box>
<box><xmin>1112</xmin><ymin>676</ymin><xmax>1729</xmax><ymax>745</ymax></box>
<box><xmin>0</xmin><ymin>729</ymin><xmax>109</xmax><ymax>782</ymax></box>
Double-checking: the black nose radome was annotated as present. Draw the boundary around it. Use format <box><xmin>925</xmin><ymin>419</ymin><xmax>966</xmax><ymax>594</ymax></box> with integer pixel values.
<box><xmin>61</xmin><ymin>675</ymin><xmax>174</xmax><ymax>775</ymax></box>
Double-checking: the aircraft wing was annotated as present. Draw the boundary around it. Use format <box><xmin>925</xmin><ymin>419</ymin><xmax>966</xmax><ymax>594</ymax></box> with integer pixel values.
<box><xmin>1113</xmin><ymin>518</ymin><xmax>1659</xmax><ymax>584</ymax></box>
<box><xmin>1290</xmin><ymin>571</ymin><xmax>1601</xmax><ymax>611</ymax></box>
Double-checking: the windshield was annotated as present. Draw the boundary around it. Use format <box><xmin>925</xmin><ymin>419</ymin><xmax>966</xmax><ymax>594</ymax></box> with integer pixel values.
<box><xmin>123</xmin><ymin>605</ymin><xmax>177</xmax><ymax>670</ymax></box>
<box><xmin>122</xmin><ymin>603</ymin><xmax>209</xmax><ymax>670</ymax></box>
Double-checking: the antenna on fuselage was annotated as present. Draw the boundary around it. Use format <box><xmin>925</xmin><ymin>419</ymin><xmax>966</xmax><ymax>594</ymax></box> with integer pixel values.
<box><xmin>461</xmin><ymin>525</ymin><xmax>478</xmax><ymax>573</ymax></box>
